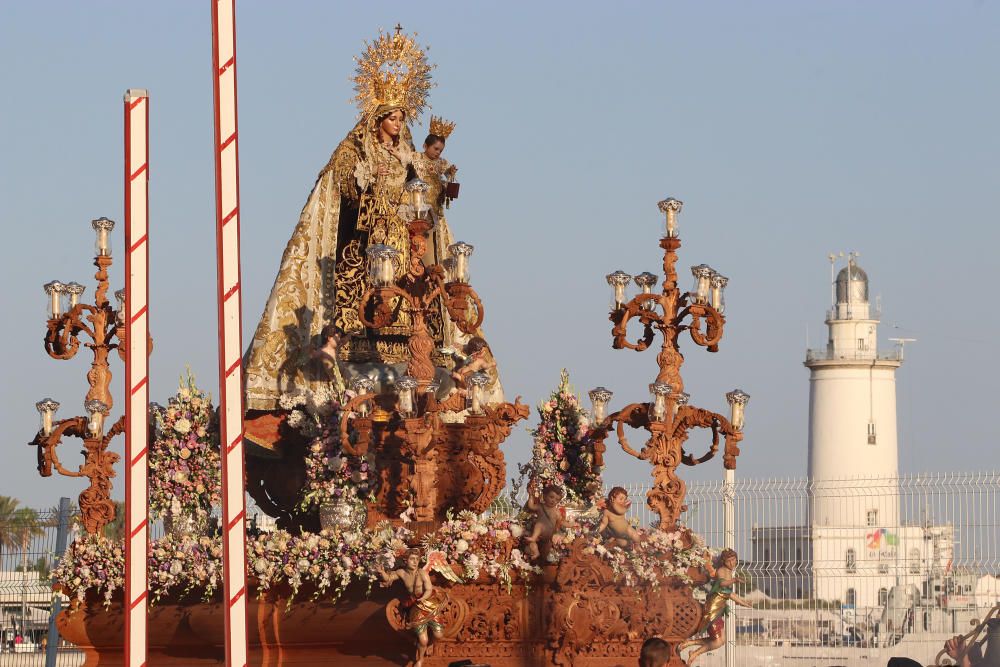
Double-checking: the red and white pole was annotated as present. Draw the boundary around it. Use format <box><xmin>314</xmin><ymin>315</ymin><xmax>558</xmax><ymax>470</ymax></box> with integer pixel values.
<box><xmin>211</xmin><ymin>2</ymin><xmax>249</xmax><ymax>665</ymax></box>
<box><xmin>123</xmin><ymin>88</ymin><xmax>150</xmax><ymax>667</ymax></box>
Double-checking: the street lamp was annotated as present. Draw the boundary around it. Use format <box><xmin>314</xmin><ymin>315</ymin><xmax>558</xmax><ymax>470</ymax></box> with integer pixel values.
<box><xmin>588</xmin><ymin>387</ymin><xmax>613</xmax><ymax>423</ymax></box>
<box><xmin>448</xmin><ymin>241</ymin><xmax>474</xmax><ymax>283</ymax></box>
<box><xmin>31</xmin><ymin>216</ymin><xmax>136</xmax><ymax>536</ymax></box>
<box><xmin>35</xmin><ymin>399</ymin><xmax>60</xmax><ymax>437</ymax></box>
<box><xmin>91</xmin><ymin>217</ymin><xmax>115</xmax><ymax>257</ymax></box>
<box><xmin>649</xmin><ymin>382</ymin><xmax>672</xmax><ymax>422</ymax></box>
<box><xmin>658</xmin><ymin>197</ymin><xmax>683</xmax><ymax>238</ymax></box>
<box><xmin>725</xmin><ymin>389</ymin><xmax>750</xmax><ymax>431</ymax></box>
<box><xmin>405</xmin><ymin>178</ymin><xmax>431</xmax><ymax>222</ymax></box>
<box><xmin>606</xmin><ymin>270</ymin><xmax>632</xmax><ymax>309</ymax></box>
<box><xmin>595</xmin><ymin>197</ymin><xmax>748</xmax><ymax>529</ymax></box>
<box><xmin>366</xmin><ymin>244</ymin><xmax>400</xmax><ymax>287</ymax></box>
<box><xmin>43</xmin><ymin>281</ymin><xmax>66</xmax><ymax>319</ymax></box>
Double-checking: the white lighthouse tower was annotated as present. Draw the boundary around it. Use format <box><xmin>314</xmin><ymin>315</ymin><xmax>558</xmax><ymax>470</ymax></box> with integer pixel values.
<box><xmin>805</xmin><ymin>255</ymin><xmax>902</xmax><ymax>528</ymax></box>
<box><xmin>804</xmin><ymin>254</ymin><xmax>906</xmax><ymax>606</ymax></box>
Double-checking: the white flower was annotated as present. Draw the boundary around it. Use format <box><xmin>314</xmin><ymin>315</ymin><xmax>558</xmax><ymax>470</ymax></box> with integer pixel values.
<box><xmin>474</xmin><ymin>524</ymin><xmax>488</xmax><ymax>535</ymax></box>
<box><xmin>174</xmin><ymin>418</ymin><xmax>192</xmax><ymax>434</ymax></box>
<box><xmin>253</xmin><ymin>559</ymin><xmax>268</xmax><ymax>574</ymax></box>
<box><xmin>341</xmin><ymin>556</ymin><xmax>353</xmax><ymax>569</ymax></box>
<box><xmin>456</xmin><ymin>539</ymin><xmax>469</xmax><ymax>553</ymax></box>
<box><xmin>510</xmin><ymin>524</ymin><xmax>524</xmax><ymax>539</ymax></box>
<box><xmin>329</xmin><ymin>456</ymin><xmax>344</xmax><ymax>472</ymax></box>
<box><xmin>169</xmin><ymin>560</ymin><xmax>183</xmax><ymax>575</ymax></box>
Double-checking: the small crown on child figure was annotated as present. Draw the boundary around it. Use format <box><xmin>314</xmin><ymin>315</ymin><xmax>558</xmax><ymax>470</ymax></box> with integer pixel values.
<box><xmin>429</xmin><ymin>115</ymin><xmax>456</xmax><ymax>139</ymax></box>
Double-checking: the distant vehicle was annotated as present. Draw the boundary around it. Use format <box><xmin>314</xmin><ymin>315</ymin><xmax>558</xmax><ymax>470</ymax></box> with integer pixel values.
<box><xmin>13</xmin><ymin>639</ymin><xmax>39</xmax><ymax>653</ymax></box>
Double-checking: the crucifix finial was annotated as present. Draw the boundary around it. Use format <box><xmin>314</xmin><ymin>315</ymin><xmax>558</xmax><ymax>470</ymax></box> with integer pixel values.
<box><xmin>394</xmin><ymin>23</ymin><xmax>404</xmax><ymax>36</ymax></box>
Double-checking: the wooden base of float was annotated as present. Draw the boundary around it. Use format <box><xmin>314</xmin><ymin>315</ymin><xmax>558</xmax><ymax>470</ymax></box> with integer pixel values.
<box><xmin>57</xmin><ymin>544</ymin><xmax>707</xmax><ymax>666</ymax></box>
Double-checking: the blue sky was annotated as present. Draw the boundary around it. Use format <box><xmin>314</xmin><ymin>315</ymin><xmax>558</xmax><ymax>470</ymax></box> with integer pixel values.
<box><xmin>2</xmin><ymin>2</ymin><xmax>998</xmax><ymax>508</ymax></box>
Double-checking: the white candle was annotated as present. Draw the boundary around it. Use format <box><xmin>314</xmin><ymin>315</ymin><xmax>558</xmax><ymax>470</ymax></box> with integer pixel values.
<box><xmin>88</xmin><ymin>411</ymin><xmax>105</xmax><ymax>436</ymax></box>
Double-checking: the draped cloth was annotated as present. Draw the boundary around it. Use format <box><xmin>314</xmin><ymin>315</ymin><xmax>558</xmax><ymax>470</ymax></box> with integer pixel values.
<box><xmin>245</xmin><ymin>115</ymin><xmax>504</xmax><ymax>413</ymax></box>
<box><xmin>244</xmin><ymin>114</ymin><xmax>413</xmax><ymax>411</ymax></box>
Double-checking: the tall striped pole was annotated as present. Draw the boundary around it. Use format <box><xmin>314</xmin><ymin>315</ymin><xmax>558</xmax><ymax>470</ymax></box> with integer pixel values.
<box><xmin>123</xmin><ymin>88</ymin><xmax>150</xmax><ymax>667</ymax></box>
<box><xmin>211</xmin><ymin>2</ymin><xmax>249</xmax><ymax>665</ymax></box>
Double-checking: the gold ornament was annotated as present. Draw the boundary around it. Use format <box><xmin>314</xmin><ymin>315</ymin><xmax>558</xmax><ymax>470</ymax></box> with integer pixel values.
<box><xmin>429</xmin><ymin>115</ymin><xmax>456</xmax><ymax>140</ymax></box>
<box><xmin>352</xmin><ymin>26</ymin><xmax>435</xmax><ymax>121</ymax></box>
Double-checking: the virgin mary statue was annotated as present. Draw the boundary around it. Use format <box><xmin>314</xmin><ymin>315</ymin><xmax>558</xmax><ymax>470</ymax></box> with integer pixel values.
<box><xmin>244</xmin><ymin>29</ymin><xmax>501</xmax><ymax>416</ymax></box>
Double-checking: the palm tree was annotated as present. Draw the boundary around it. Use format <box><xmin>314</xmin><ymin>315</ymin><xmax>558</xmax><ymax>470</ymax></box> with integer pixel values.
<box><xmin>0</xmin><ymin>495</ymin><xmax>21</xmax><ymax>565</ymax></box>
<box><xmin>11</xmin><ymin>508</ymin><xmax>43</xmax><ymax>634</ymax></box>
<box><xmin>12</xmin><ymin>508</ymin><xmax>44</xmax><ymax>572</ymax></box>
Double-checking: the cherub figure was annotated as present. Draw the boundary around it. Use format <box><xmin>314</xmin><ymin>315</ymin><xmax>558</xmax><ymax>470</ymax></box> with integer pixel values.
<box><xmin>523</xmin><ymin>483</ymin><xmax>566</xmax><ymax>560</ymax></box>
<box><xmin>596</xmin><ymin>486</ymin><xmax>641</xmax><ymax>547</ymax></box>
<box><xmin>677</xmin><ymin>548</ymin><xmax>752</xmax><ymax>665</ymax></box>
<box><xmin>449</xmin><ymin>336</ymin><xmax>496</xmax><ymax>389</ymax></box>
<box><xmin>377</xmin><ymin>549</ymin><xmax>445</xmax><ymax>667</ymax></box>
<box><xmin>304</xmin><ymin>323</ymin><xmax>345</xmax><ymax>393</ymax></box>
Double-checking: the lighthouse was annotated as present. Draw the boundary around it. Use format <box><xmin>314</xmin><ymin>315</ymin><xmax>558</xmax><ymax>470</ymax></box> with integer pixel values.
<box><xmin>754</xmin><ymin>256</ymin><xmax>952</xmax><ymax>609</ymax></box>
<box><xmin>805</xmin><ymin>255</ymin><xmax>903</xmax><ymax>530</ymax></box>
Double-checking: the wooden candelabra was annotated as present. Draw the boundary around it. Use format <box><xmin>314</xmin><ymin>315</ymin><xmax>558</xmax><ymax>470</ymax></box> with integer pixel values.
<box><xmin>593</xmin><ymin>198</ymin><xmax>749</xmax><ymax>529</ymax></box>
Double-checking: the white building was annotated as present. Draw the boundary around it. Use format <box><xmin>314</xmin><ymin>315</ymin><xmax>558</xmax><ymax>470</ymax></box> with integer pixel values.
<box><xmin>751</xmin><ymin>256</ymin><xmax>957</xmax><ymax>609</ymax></box>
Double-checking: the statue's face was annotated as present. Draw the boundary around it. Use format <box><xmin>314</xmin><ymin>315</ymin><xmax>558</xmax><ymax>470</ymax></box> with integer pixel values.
<box><xmin>411</xmin><ymin>235</ymin><xmax>427</xmax><ymax>256</ymax></box>
<box><xmin>424</xmin><ymin>140</ymin><xmax>445</xmax><ymax>160</ymax></box>
<box><xmin>405</xmin><ymin>554</ymin><xmax>421</xmax><ymax>571</ymax></box>
<box><xmin>542</xmin><ymin>490</ymin><xmax>562</xmax><ymax>508</ymax></box>
<box><xmin>725</xmin><ymin>555</ymin><xmax>738</xmax><ymax>570</ymax></box>
<box><xmin>610</xmin><ymin>491</ymin><xmax>630</xmax><ymax>514</ymax></box>
<box><xmin>380</xmin><ymin>111</ymin><xmax>404</xmax><ymax>139</ymax></box>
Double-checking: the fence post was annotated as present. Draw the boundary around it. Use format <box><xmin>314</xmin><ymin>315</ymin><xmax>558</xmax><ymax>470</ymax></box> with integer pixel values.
<box><xmin>45</xmin><ymin>497</ymin><xmax>72</xmax><ymax>667</ymax></box>
<box><xmin>722</xmin><ymin>468</ymin><xmax>736</xmax><ymax>667</ymax></box>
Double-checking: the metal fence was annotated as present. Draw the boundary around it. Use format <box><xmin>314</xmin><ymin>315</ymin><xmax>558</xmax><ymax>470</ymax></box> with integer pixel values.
<box><xmin>630</xmin><ymin>471</ymin><xmax>1000</xmax><ymax>666</ymax></box>
<box><xmin>4</xmin><ymin>471</ymin><xmax>997</xmax><ymax>666</ymax></box>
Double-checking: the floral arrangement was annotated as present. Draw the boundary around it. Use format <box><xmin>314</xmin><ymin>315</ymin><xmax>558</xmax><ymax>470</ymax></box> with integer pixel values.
<box><xmin>423</xmin><ymin>510</ymin><xmax>539</xmax><ymax>590</ymax></box>
<box><xmin>524</xmin><ymin>370</ymin><xmax>603</xmax><ymax>505</ymax></box>
<box><xmin>279</xmin><ymin>386</ymin><xmax>373</xmax><ymax>513</ymax></box>
<box><xmin>549</xmin><ymin>514</ymin><xmax>713</xmax><ymax>591</ymax></box>
<box><xmin>148</xmin><ymin>372</ymin><xmax>221</xmax><ymax>522</ymax></box>
<box><xmin>149</xmin><ymin>533</ymin><xmax>223</xmax><ymax>603</ymax></box>
<box><xmin>54</xmin><ymin>518</ymin><xmax>710</xmax><ymax>607</ymax></box>
<box><xmin>52</xmin><ymin>533</ymin><xmax>124</xmax><ymax>607</ymax></box>
<box><xmin>248</xmin><ymin>523</ymin><xmax>407</xmax><ymax>603</ymax></box>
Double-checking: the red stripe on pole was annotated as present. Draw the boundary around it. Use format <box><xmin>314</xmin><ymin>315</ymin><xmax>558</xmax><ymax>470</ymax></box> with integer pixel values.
<box><xmin>223</xmin><ymin>282</ymin><xmax>240</xmax><ymax>302</ymax></box>
<box><xmin>130</xmin><ymin>376</ymin><xmax>149</xmax><ymax>395</ymax></box>
<box><xmin>227</xmin><ymin>510</ymin><xmax>246</xmax><ymax>532</ymax></box>
<box><xmin>130</xmin><ymin>163</ymin><xmax>148</xmax><ymax>181</ymax></box>
<box><xmin>227</xmin><ymin>434</ymin><xmax>242</xmax><ymax>455</ymax></box>
<box><xmin>225</xmin><ymin>357</ymin><xmax>240</xmax><ymax>377</ymax></box>
<box><xmin>220</xmin><ymin>132</ymin><xmax>237</xmax><ymax>151</ymax></box>
<box><xmin>222</xmin><ymin>205</ymin><xmax>239</xmax><ymax>225</ymax></box>
<box><xmin>129</xmin><ymin>234</ymin><xmax>149</xmax><ymax>253</ymax></box>
<box><xmin>130</xmin><ymin>447</ymin><xmax>148</xmax><ymax>468</ymax></box>
<box><xmin>218</xmin><ymin>55</ymin><xmax>235</xmax><ymax>75</ymax></box>
<box><xmin>229</xmin><ymin>586</ymin><xmax>246</xmax><ymax>606</ymax></box>
<box><xmin>130</xmin><ymin>305</ymin><xmax>148</xmax><ymax>324</ymax></box>
<box><xmin>129</xmin><ymin>590</ymin><xmax>149</xmax><ymax>611</ymax></box>
<box><xmin>128</xmin><ymin>97</ymin><xmax>143</xmax><ymax>111</ymax></box>
<box><xmin>129</xmin><ymin>518</ymin><xmax>148</xmax><ymax>540</ymax></box>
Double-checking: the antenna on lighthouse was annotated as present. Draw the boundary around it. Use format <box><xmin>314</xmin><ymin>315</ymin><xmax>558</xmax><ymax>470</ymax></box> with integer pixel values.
<box><xmin>888</xmin><ymin>337</ymin><xmax>916</xmax><ymax>361</ymax></box>
<box><xmin>828</xmin><ymin>252</ymin><xmax>843</xmax><ymax>308</ymax></box>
